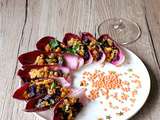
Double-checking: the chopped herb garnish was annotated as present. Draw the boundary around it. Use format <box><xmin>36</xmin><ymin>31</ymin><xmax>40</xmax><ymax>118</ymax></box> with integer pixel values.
<box><xmin>72</xmin><ymin>44</ymin><xmax>80</xmax><ymax>54</ymax></box>
<box><xmin>74</xmin><ymin>44</ymin><xmax>80</xmax><ymax>51</ymax></box>
<box><xmin>49</xmin><ymin>38</ymin><xmax>60</xmax><ymax>49</ymax></box>
<box><xmin>66</xmin><ymin>44</ymin><xmax>80</xmax><ymax>54</ymax></box>
<box><xmin>51</xmin><ymin>82</ymin><xmax>57</xmax><ymax>89</ymax></box>
<box><xmin>66</xmin><ymin>48</ymin><xmax>75</xmax><ymax>54</ymax></box>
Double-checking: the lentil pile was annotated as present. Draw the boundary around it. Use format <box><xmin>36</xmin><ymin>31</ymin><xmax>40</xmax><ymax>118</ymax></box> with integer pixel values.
<box><xmin>82</xmin><ymin>70</ymin><xmax>122</xmax><ymax>100</ymax></box>
<box><xmin>80</xmin><ymin>68</ymin><xmax>142</xmax><ymax>119</ymax></box>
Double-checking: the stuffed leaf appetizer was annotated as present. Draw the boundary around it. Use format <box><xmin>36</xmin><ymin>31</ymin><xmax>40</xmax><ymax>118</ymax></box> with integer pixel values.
<box><xmin>81</xmin><ymin>32</ymin><xmax>106</xmax><ymax>63</ymax></box>
<box><xmin>18</xmin><ymin>50</ymin><xmax>84</xmax><ymax>70</ymax></box>
<box><xmin>53</xmin><ymin>89</ymin><xmax>88</xmax><ymax>120</ymax></box>
<box><xmin>18</xmin><ymin>65</ymin><xmax>71</xmax><ymax>83</ymax></box>
<box><xmin>13</xmin><ymin>78</ymin><xmax>70</xmax><ymax>100</ymax></box>
<box><xmin>18</xmin><ymin>51</ymin><xmax>65</xmax><ymax>66</ymax></box>
<box><xmin>98</xmin><ymin>34</ymin><xmax>125</xmax><ymax>65</ymax></box>
<box><xmin>25</xmin><ymin>86</ymin><xmax>71</xmax><ymax>112</ymax></box>
<box><xmin>63</xmin><ymin>33</ymin><xmax>93</xmax><ymax>64</ymax></box>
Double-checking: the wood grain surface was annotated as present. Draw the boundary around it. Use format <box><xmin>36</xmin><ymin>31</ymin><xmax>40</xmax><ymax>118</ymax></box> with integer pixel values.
<box><xmin>0</xmin><ymin>0</ymin><xmax>160</xmax><ymax>120</ymax></box>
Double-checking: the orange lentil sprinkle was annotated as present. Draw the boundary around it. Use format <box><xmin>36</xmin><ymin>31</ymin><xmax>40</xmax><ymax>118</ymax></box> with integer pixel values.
<box><xmin>112</xmin><ymin>92</ymin><xmax>118</xmax><ymax>99</ymax></box>
<box><xmin>81</xmin><ymin>69</ymin><xmax>142</xmax><ymax>114</ymax></box>
<box><xmin>122</xmin><ymin>81</ymin><xmax>130</xmax><ymax>85</ymax></box>
<box><xmin>80</xmin><ymin>80</ymin><xmax>87</xmax><ymax>87</ymax></box>
<box><xmin>121</xmin><ymin>93</ymin><xmax>129</xmax><ymax>101</ymax></box>
<box><xmin>121</xmin><ymin>87</ymin><xmax>130</xmax><ymax>92</ymax></box>
<box><xmin>87</xmin><ymin>89</ymin><xmax>99</xmax><ymax>100</ymax></box>
<box><xmin>82</xmin><ymin>70</ymin><xmax>122</xmax><ymax>101</ymax></box>
<box><xmin>122</xmin><ymin>107</ymin><xmax>130</xmax><ymax>112</ymax></box>
<box><xmin>131</xmin><ymin>90</ymin><xmax>138</xmax><ymax>97</ymax></box>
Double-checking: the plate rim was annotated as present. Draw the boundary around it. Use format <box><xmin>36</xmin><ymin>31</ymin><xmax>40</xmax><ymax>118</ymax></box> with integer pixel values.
<box><xmin>122</xmin><ymin>47</ymin><xmax>151</xmax><ymax>120</ymax></box>
<box><xmin>20</xmin><ymin>47</ymin><xmax>151</xmax><ymax>120</ymax></box>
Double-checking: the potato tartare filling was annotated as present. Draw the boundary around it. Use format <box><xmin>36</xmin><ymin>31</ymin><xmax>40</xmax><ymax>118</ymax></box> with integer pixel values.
<box><xmin>66</xmin><ymin>38</ymin><xmax>90</xmax><ymax>61</ymax></box>
<box><xmin>45</xmin><ymin>39</ymin><xmax>66</xmax><ymax>53</ymax></box>
<box><xmin>36</xmin><ymin>87</ymin><xmax>71</xmax><ymax>108</ymax></box>
<box><xmin>23</xmin><ymin>79</ymin><xmax>61</xmax><ymax>99</ymax></box>
<box><xmin>89</xmin><ymin>41</ymin><xmax>103</xmax><ymax>61</ymax></box>
<box><xmin>98</xmin><ymin>38</ymin><xmax>119</xmax><ymax>62</ymax></box>
<box><xmin>34</xmin><ymin>53</ymin><xmax>64</xmax><ymax>66</ymax></box>
<box><xmin>82</xmin><ymin>37</ymin><xmax>103</xmax><ymax>61</ymax></box>
<box><xmin>56</xmin><ymin>97</ymin><xmax>83</xmax><ymax>120</ymax></box>
<box><xmin>29</xmin><ymin>66</ymin><xmax>65</xmax><ymax>79</ymax></box>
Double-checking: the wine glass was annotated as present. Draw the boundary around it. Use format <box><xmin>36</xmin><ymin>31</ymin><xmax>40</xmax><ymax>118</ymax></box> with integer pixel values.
<box><xmin>98</xmin><ymin>18</ymin><xmax>141</xmax><ymax>45</ymax></box>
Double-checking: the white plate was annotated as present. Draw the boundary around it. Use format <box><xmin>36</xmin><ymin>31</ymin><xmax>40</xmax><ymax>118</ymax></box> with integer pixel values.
<box><xmin>34</xmin><ymin>47</ymin><xmax>150</xmax><ymax>120</ymax></box>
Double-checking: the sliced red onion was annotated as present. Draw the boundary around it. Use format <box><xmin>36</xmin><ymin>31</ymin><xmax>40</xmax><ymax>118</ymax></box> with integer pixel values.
<box><xmin>63</xmin><ymin>53</ymin><xmax>84</xmax><ymax>71</ymax></box>
<box><xmin>77</xmin><ymin>57</ymin><xmax>85</xmax><ymax>69</ymax></box>
<box><xmin>57</xmin><ymin>77</ymin><xmax>71</xmax><ymax>87</ymax></box>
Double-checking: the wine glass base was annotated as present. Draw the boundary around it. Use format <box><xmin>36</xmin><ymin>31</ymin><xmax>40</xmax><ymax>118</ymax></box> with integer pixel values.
<box><xmin>98</xmin><ymin>18</ymin><xmax>141</xmax><ymax>45</ymax></box>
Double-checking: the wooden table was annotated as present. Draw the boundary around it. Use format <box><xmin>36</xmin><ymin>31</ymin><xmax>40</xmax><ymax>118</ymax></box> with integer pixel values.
<box><xmin>0</xmin><ymin>0</ymin><xmax>160</xmax><ymax>120</ymax></box>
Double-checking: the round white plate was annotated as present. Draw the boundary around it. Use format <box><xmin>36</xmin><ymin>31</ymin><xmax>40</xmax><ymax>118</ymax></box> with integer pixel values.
<box><xmin>34</xmin><ymin>47</ymin><xmax>150</xmax><ymax>120</ymax></box>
